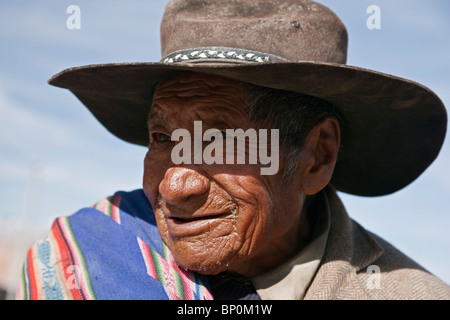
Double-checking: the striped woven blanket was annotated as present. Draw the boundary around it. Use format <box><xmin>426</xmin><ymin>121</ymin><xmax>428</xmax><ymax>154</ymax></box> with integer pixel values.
<box><xmin>17</xmin><ymin>190</ymin><xmax>213</xmax><ymax>300</ymax></box>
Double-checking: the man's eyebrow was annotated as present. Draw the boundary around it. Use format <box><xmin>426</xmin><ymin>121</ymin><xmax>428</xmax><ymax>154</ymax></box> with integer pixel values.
<box><xmin>147</xmin><ymin>112</ymin><xmax>167</xmax><ymax>128</ymax></box>
<box><xmin>206</xmin><ymin>120</ymin><xmax>232</xmax><ymax>129</ymax></box>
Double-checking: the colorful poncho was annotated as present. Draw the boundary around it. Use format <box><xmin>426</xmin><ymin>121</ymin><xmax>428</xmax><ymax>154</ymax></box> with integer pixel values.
<box><xmin>17</xmin><ymin>190</ymin><xmax>213</xmax><ymax>300</ymax></box>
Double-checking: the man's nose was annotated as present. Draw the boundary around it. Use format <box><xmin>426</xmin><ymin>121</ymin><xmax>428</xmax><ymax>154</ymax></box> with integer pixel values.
<box><xmin>159</xmin><ymin>167</ymin><xmax>210</xmax><ymax>206</ymax></box>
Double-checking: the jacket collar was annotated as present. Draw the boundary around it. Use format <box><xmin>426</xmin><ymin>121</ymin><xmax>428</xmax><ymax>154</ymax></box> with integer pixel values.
<box><xmin>304</xmin><ymin>186</ymin><xmax>384</xmax><ymax>299</ymax></box>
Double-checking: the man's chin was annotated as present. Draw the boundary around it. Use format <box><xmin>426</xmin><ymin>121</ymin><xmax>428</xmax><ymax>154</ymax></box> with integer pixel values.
<box><xmin>178</xmin><ymin>262</ymin><xmax>229</xmax><ymax>276</ymax></box>
<box><xmin>169</xmin><ymin>245</ymin><xmax>236</xmax><ymax>275</ymax></box>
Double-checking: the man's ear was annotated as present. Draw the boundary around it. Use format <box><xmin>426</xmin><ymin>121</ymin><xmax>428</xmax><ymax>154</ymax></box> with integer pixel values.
<box><xmin>300</xmin><ymin>117</ymin><xmax>341</xmax><ymax>195</ymax></box>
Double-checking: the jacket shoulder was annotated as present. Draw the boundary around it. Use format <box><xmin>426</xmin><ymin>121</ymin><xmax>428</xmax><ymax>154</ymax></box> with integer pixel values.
<box><xmin>305</xmin><ymin>188</ymin><xmax>450</xmax><ymax>300</ymax></box>
<box><xmin>360</xmin><ymin>229</ymin><xmax>450</xmax><ymax>300</ymax></box>
<box><xmin>306</xmin><ymin>215</ymin><xmax>450</xmax><ymax>300</ymax></box>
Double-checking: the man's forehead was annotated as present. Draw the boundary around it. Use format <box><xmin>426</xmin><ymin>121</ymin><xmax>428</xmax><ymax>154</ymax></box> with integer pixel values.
<box><xmin>154</xmin><ymin>72</ymin><xmax>244</xmax><ymax>96</ymax></box>
<box><xmin>147</xmin><ymin>102</ymin><xmax>247</xmax><ymax>129</ymax></box>
<box><xmin>148</xmin><ymin>72</ymin><xmax>248</xmax><ymax>125</ymax></box>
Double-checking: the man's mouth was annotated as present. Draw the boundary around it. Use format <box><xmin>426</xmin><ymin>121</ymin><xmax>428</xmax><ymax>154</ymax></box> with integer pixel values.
<box><xmin>169</xmin><ymin>212</ymin><xmax>230</xmax><ymax>223</ymax></box>
<box><xmin>163</xmin><ymin>210</ymin><xmax>237</xmax><ymax>237</ymax></box>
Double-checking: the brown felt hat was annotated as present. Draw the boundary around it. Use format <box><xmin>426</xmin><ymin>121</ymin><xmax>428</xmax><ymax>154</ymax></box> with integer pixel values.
<box><xmin>48</xmin><ymin>0</ymin><xmax>447</xmax><ymax>197</ymax></box>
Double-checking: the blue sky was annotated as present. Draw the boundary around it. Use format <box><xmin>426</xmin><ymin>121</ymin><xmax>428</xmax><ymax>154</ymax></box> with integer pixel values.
<box><xmin>0</xmin><ymin>0</ymin><xmax>449</xmax><ymax>285</ymax></box>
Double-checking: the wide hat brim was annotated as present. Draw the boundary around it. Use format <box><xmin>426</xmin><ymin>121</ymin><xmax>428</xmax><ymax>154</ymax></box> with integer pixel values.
<box><xmin>48</xmin><ymin>60</ymin><xmax>447</xmax><ymax>197</ymax></box>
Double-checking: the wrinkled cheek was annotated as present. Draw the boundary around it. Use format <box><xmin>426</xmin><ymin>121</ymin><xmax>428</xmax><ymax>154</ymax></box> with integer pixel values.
<box><xmin>142</xmin><ymin>153</ymin><xmax>165</xmax><ymax>207</ymax></box>
<box><xmin>154</xmin><ymin>210</ymin><xmax>169</xmax><ymax>240</ymax></box>
<box><xmin>164</xmin><ymin>221</ymin><xmax>241</xmax><ymax>274</ymax></box>
<box><xmin>235</xmin><ymin>214</ymin><xmax>266</xmax><ymax>261</ymax></box>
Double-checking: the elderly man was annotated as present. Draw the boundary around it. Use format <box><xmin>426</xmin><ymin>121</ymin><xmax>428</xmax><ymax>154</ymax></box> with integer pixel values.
<box><xmin>18</xmin><ymin>0</ymin><xmax>449</xmax><ymax>300</ymax></box>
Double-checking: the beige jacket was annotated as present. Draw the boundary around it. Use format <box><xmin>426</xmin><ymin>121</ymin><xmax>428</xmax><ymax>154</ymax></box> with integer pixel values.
<box><xmin>303</xmin><ymin>187</ymin><xmax>450</xmax><ymax>300</ymax></box>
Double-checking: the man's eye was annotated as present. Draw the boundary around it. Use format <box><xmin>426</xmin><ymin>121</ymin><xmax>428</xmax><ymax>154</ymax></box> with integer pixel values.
<box><xmin>152</xmin><ymin>132</ymin><xmax>171</xmax><ymax>142</ymax></box>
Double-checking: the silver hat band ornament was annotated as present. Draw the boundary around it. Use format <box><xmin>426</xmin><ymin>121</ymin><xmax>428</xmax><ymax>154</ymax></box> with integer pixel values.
<box><xmin>161</xmin><ymin>46</ymin><xmax>288</xmax><ymax>64</ymax></box>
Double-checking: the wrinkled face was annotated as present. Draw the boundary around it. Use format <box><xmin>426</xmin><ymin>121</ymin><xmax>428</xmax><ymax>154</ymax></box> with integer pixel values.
<box><xmin>143</xmin><ymin>73</ymin><xmax>308</xmax><ymax>277</ymax></box>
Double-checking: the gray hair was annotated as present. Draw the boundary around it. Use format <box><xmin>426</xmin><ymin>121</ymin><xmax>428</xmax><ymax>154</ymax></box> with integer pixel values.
<box><xmin>244</xmin><ymin>84</ymin><xmax>343</xmax><ymax>181</ymax></box>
